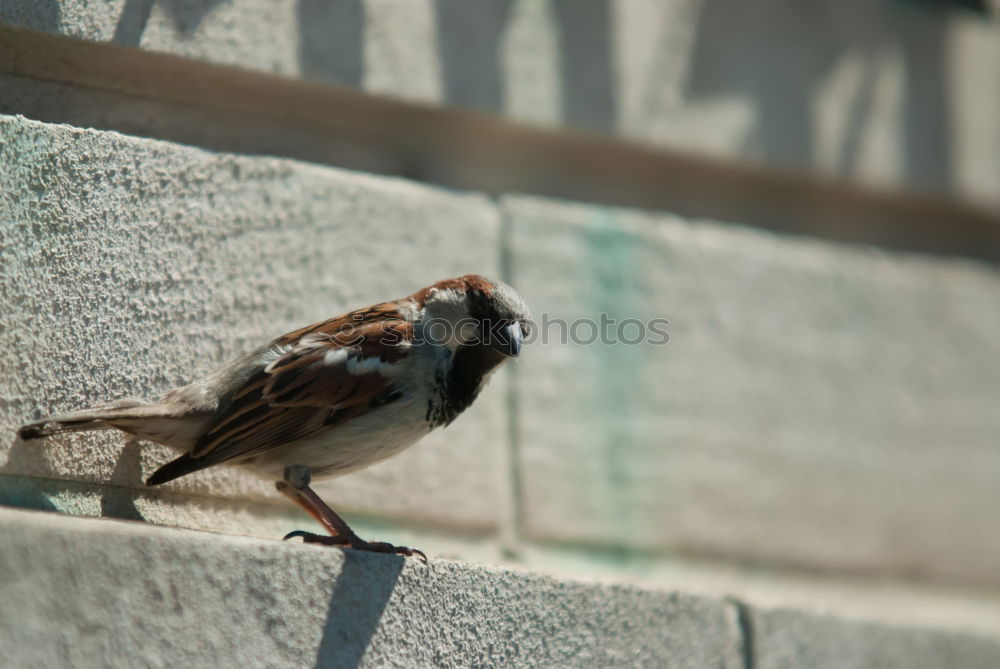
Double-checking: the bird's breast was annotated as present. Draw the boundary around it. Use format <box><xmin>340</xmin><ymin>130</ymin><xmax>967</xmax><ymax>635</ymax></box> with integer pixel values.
<box><xmin>238</xmin><ymin>390</ymin><xmax>432</xmax><ymax>481</ymax></box>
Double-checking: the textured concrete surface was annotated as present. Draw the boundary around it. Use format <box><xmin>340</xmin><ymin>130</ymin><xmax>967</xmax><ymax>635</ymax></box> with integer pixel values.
<box><xmin>504</xmin><ymin>194</ymin><xmax>1000</xmax><ymax>586</ymax></box>
<box><xmin>6</xmin><ymin>507</ymin><xmax>1000</xmax><ymax>668</ymax></box>
<box><xmin>0</xmin><ymin>114</ymin><xmax>506</xmax><ymax>532</ymax></box>
<box><xmin>751</xmin><ymin>605</ymin><xmax>1000</xmax><ymax>669</ymax></box>
<box><xmin>521</xmin><ymin>543</ymin><xmax>1000</xmax><ymax>639</ymax></box>
<box><xmin>1</xmin><ymin>0</ymin><xmax>997</xmax><ymax>205</ymax></box>
<box><xmin>0</xmin><ymin>507</ymin><xmax>745</xmax><ymax>668</ymax></box>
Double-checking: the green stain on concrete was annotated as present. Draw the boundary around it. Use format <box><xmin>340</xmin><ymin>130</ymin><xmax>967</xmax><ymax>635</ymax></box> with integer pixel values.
<box><xmin>583</xmin><ymin>209</ymin><xmax>643</xmax><ymax>545</ymax></box>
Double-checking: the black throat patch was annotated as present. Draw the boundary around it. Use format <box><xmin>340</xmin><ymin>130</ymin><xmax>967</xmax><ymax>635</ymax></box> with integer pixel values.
<box><xmin>427</xmin><ymin>344</ymin><xmax>507</xmax><ymax>428</ymax></box>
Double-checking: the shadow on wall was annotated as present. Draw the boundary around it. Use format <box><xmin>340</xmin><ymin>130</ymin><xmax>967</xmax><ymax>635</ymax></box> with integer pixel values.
<box><xmin>2</xmin><ymin>436</ymin><xmax>146</xmax><ymax>522</ymax></box>
<box><xmin>13</xmin><ymin>0</ymin><xmax>957</xmax><ymax>194</ymax></box>
<box><xmin>432</xmin><ymin>0</ymin><xmax>618</xmax><ymax>133</ymax></box>
<box><xmin>0</xmin><ymin>439</ymin><xmax>59</xmax><ymax>513</ymax></box>
<box><xmin>113</xmin><ymin>0</ymin><xmax>153</xmax><ymax>45</ymax></box>
<box><xmin>550</xmin><ymin>0</ymin><xmax>617</xmax><ymax>133</ymax></box>
<box><xmin>0</xmin><ymin>0</ymin><xmax>60</xmax><ymax>32</ymax></box>
<box><xmin>424</xmin><ymin>0</ymin><xmax>952</xmax><ymax>192</ymax></box>
<box><xmin>682</xmin><ymin>0</ymin><xmax>953</xmax><ymax>191</ymax></box>
<box><xmin>315</xmin><ymin>551</ymin><xmax>404</xmax><ymax>669</ymax></box>
<box><xmin>433</xmin><ymin>0</ymin><xmax>513</xmax><ymax>114</ymax></box>
<box><xmin>298</xmin><ymin>0</ymin><xmax>364</xmax><ymax>87</ymax></box>
<box><xmin>112</xmin><ymin>0</ymin><xmax>232</xmax><ymax>46</ymax></box>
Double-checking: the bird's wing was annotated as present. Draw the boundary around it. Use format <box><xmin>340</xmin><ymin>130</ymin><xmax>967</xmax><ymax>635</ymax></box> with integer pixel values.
<box><xmin>187</xmin><ymin>305</ymin><xmax>414</xmax><ymax>466</ymax></box>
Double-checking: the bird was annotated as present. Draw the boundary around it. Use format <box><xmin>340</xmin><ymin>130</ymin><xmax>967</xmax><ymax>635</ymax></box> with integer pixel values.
<box><xmin>17</xmin><ymin>274</ymin><xmax>531</xmax><ymax>560</ymax></box>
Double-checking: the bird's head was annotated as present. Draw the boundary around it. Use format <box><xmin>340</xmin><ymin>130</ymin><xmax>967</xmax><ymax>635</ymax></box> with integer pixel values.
<box><xmin>414</xmin><ymin>274</ymin><xmax>531</xmax><ymax>357</ymax></box>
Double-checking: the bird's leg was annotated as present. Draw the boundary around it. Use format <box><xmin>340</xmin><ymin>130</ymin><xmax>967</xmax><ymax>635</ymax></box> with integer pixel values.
<box><xmin>277</xmin><ymin>464</ymin><xmax>426</xmax><ymax>561</ymax></box>
<box><xmin>276</xmin><ymin>464</ymin><xmax>350</xmax><ymax>543</ymax></box>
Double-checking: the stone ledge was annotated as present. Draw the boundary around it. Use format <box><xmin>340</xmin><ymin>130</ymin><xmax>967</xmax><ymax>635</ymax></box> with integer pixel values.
<box><xmin>0</xmin><ymin>473</ymin><xmax>506</xmax><ymax>566</ymax></box>
<box><xmin>751</xmin><ymin>605</ymin><xmax>1000</xmax><ymax>669</ymax></box>
<box><xmin>4</xmin><ymin>507</ymin><xmax>1000</xmax><ymax>668</ymax></box>
<box><xmin>0</xmin><ymin>507</ymin><xmax>743</xmax><ymax>668</ymax></box>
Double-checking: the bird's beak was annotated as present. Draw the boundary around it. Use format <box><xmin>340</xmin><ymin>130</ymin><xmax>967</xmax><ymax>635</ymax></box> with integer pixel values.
<box><xmin>493</xmin><ymin>322</ymin><xmax>524</xmax><ymax>357</ymax></box>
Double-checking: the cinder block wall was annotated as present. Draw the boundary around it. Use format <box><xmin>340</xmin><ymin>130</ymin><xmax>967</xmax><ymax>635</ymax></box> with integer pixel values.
<box><xmin>3</xmin><ymin>2</ymin><xmax>1000</xmax><ymax>666</ymax></box>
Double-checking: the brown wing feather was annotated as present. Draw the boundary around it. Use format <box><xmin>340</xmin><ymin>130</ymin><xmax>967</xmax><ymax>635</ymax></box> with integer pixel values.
<box><xmin>186</xmin><ymin>308</ymin><xmax>414</xmax><ymax>466</ymax></box>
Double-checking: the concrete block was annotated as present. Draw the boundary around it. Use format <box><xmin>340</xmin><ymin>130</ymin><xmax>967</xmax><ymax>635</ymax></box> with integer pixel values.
<box><xmin>610</xmin><ymin>0</ymin><xmax>1000</xmax><ymax>206</ymax></box>
<box><xmin>751</xmin><ymin>605</ymin><xmax>1000</xmax><ymax>669</ymax></box>
<box><xmin>0</xmin><ymin>507</ymin><xmax>744</xmax><ymax>668</ymax></box>
<box><xmin>0</xmin><ymin>114</ymin><xmax>505</xmax><ymax>532</ymax></box>
<box><xmin>2</xmin><ymin>0</ymin><xmax>998</xmax><ymax>203</ymax></box>
<box><xmin>503</xmin><ymin>194</ymin><xmax>1000</xmax><ymax>586</ymax></box>
<box><xmin>0</xmin><ymin>0</ymin><xmax>441</xmax><ymax>99</ymax></box>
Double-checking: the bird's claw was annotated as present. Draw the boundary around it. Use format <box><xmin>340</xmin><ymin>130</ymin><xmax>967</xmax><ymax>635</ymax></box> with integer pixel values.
<box><xmin>283</xmin><ymin>530</ymin><xmax>349</xmax><ymax>545</ymax></box>
<box><xmin>355</xmin><ymin>540</ymin><xmax>428</xmax><ymax>562</ymax></box>
<box><xmin>283</xmin><ymin>530</ymin><xmax>427</xmax><ymax>561</ymax></box>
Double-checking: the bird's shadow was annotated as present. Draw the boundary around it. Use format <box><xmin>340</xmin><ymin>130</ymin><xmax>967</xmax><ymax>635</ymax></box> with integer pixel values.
<box><xmin>1</xmin><ymin>434</ymin><xmax>147</xmax><ymax>522</ymax></box>
<box><xmin>0</xmin><ymin>435</ymin><xmax>60</xmax><ymax>511</ymax></box>
<box><xmin>100</xmin><ymin>438</ymin><xmax>146</xmax><ymax>521</ymax></box>
<box><xmin>315</xmin><ymin>550</ymin><xmax>405</xmax><ymax>668</ymax></box>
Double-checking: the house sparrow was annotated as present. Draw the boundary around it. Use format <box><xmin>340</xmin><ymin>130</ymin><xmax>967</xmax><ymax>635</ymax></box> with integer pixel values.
<box><xmin>18</xmin><ymin>274</ymin><xmax>531</xmax><ymax>560</ymax></box>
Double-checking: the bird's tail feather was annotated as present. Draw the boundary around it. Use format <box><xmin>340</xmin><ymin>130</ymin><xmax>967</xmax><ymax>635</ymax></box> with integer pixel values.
<box><xmin>17</xmin><ymin>400</ymin><xmax>159</xmax><ymax>441</ymax></box>
<box><xmin>145</xmin><ymin>453</ymin><xmax>205</xmax><ymax>486</ymax></box>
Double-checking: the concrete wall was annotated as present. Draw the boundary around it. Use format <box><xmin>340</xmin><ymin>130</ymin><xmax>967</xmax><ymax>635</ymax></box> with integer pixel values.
<box><xmin>6</xmin><ymin>114</ymin><xmax>1000</xmax><ymax>586</ymax></box>
<box><xmin>1</xmin><ymin>0</ymin><xmax>998</xmax><ymax>206</ymax></box>
<box><xmin>506</xmin><ymin>194</ymin><xmax>1000</xmax><ymax>587</ymax></box>
<box><xmin>4</xmin><ymin>1</ymin><xmax>1000</xmax><ymax>665</ymax></box>
<box><xmin>4</xmin><ymin>114</ymin><xmax>1000</xmax><ymax>654</ymax></box>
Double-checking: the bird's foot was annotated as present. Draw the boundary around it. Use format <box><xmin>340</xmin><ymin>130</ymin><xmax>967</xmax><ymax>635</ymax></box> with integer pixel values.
<box><xmin>348</xmin><ymin>539</ymin><xmax>427</xmax><ymax>562</ymax></box>
<box><xmin>283</xmin><ymin>530</ymin><xmax>349</xmax><ymax>545</ymax></box>
<box><xmin>284</xmin><ymin>530</ymin><xmax>426</xmax><ymax>561</ymax></box>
